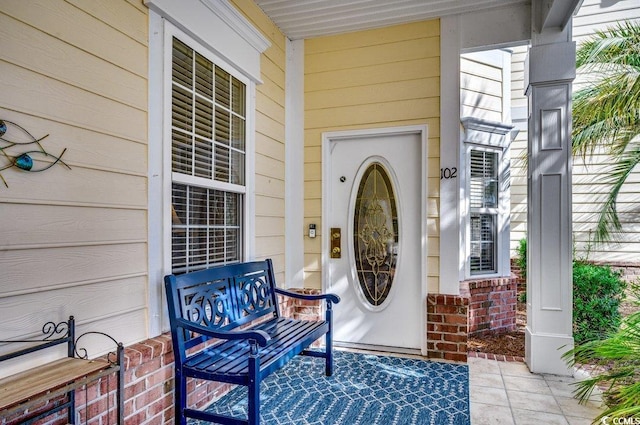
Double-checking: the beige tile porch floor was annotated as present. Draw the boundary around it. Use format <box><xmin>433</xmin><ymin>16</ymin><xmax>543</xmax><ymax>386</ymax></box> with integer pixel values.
<box><xmin>469</xmin><ymin>356</ymin><xmax>604</xmax><ymax>425</ymax></box>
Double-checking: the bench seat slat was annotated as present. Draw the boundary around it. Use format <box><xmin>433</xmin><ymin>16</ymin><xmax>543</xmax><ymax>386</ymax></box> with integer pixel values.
<box><xmin>224</xmin><ymin>319</ymin><xmax>327</xmax><ymax>376</ymax></box>
<box><xmin>0</xmin><ymin>357</ymin><xmax>111</xmax><ymax>410</ymax></box>
<box><xmin>183</xmin><ymin>318</ymin><xmax>327</xmax><ymax>381</ymax></box>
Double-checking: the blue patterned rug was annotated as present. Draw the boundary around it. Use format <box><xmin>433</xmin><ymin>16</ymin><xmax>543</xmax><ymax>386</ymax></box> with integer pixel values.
<box><xmin>197</xmin><ymin>350</ymin><xmax>470</xmax><ymax>425</ymax></box>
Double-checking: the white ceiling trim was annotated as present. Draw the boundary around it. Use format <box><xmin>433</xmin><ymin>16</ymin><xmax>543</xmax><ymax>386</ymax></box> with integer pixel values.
<box><xmin>255</xmin><ymin>0</ymin><xmax>529</xmax><ymax>39</ymax></box>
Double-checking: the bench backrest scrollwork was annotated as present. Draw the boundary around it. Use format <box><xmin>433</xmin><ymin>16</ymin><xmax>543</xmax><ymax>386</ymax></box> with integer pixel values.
<box><xmin>165</xmin><ymin>259</ymin><xmax>280</xmax><ymax>357</ymax></box>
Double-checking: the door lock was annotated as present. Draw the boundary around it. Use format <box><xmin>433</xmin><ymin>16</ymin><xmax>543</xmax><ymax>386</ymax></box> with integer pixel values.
<box><xmin>330</xmin><ymin>228</ymin><xmax>341</xmax><ymax>258</ymax></box>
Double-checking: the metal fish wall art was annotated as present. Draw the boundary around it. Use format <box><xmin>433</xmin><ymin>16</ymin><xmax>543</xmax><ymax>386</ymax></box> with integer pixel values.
<box><xmin>0</xmin><ymin>119</ymin><xmax>70</xmax><ymax>187</ymax></box>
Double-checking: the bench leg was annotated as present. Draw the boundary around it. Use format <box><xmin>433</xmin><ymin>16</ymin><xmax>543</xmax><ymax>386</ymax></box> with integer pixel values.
<box><xmin>248</xmin><ymin>351</ymin><xmax>260</xmax><ymax>425</ymax></box>
<box><xmin>325</xmin><ymin>302</ymin><xmax>334</xmax><ymax>376</ymax></box>
<box><xmin>325</xmin><ymin>331</ymin><xmax>334</xmax><ymax>376</ymax></box>
<box><xmin>175</xmin><ymin>371</ymin><xmax>187</xmax><ymax>425</ymax></box>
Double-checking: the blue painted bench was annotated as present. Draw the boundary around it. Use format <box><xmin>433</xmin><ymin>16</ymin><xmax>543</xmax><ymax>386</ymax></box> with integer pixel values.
<box><xmin>164</xmin><ymin>258</ymin><xmax>340</xmax><ymax>425</ymax></box>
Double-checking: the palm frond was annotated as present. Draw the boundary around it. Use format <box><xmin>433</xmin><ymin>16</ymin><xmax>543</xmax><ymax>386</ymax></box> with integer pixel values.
<box><xmin>563</xmin><ymin>310</ymin><xmax>640</xmax><ymax>422</ymax></box>
<box><xmin>589</xmin><ymin>148</ymin><xmax>640</xmax><ymax>243</ymax></box>
<box><xmin>572</xmin><ymin>20</ymin><xmax>640</xmax><ymax>245</ymax></box>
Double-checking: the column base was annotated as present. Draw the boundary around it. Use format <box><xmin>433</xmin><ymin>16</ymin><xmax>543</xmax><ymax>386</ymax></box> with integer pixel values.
<box><xmin>525</xmin><ymin>327</ymin><xmax>574</xmax><ymax>375</ymax></box>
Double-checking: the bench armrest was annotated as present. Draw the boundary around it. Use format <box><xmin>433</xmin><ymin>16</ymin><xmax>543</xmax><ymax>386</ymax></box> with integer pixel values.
<box><xmin>175</xmin><ymin>319</ymin><xmax>271</xmax><ymax>347</ymax></box>
<box><xmin>274</xmin><ymin>287</ymin><xmax>340</xmax><ymax>305</ymax></box>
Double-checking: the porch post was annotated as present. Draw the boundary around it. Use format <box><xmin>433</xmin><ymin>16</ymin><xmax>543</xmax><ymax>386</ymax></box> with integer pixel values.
<box><xmin>524</xmin><ymin>25</ymin><xmax>576</xmax><ymax>375</ymax></box>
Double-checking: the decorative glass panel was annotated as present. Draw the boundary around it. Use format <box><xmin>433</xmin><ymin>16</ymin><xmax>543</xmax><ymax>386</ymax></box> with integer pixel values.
<box><xmin>354</xmin><ymin>163</ymin><xmax>398</xmax><ymax>307</ymax></box>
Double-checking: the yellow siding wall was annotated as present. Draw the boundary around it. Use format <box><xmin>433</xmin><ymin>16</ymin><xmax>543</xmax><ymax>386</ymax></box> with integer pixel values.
<box><xmin>231</xmin><ymin>0</ymin><xmax>287</xmax><ymax>281</ymax></box>
<box><xmin>303</xmin><ymin>20</ymin><xmax>441</xmax><ymax>291</ymax></box>
<box><xmin>0</xmin><ymin>0</ymin><xmax>149</xmax><ymax>352</ymax></box>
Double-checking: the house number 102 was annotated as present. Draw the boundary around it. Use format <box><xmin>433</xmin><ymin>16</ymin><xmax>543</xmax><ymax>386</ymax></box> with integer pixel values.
<box><xmin>440</xmin><ymin>167</ymin><xmax>457</xmax><ymax>180</ymax></box>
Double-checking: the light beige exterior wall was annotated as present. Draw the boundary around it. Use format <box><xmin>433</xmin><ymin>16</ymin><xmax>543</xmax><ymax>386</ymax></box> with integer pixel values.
<box><xmin>461</xmin><ymin>54</ymin><xmax>504</xmax><ymax>122</ymax></box>
<box><xmin>231</xmin><ymin>0</ymin><xmax>288</xmax><ymax>281</ymax></box>
<box><xmin>571</xmin><ymin>0</ymin><xmax>640</xmax><ymax>262</ymax></box>
<box><xmin>509</xmin><ymin>44</ymin><xmax>530</xmax><ymax>251</ymax></box>
<box><xmin>0</xmin><ymin>0</ymin><xmax>149</xmax><ymax>351</ymax></box>
<box><xmin>303</xmin><ymin>20</ymin><xmax>441</xmax><ymax>291</ymax></box>
<box><xmin>0</xmin><ymin>0</ymin><xmax>288</xmax><ymax>360</ymax></box>
<box><xmin>509</xmin><ymin>0</ymin><xmax>640</xmax><ymax>261</ymax></box>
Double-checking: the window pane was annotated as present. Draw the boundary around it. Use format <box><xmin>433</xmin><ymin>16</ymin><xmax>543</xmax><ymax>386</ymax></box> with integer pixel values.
<box><xmin>172</xmin><ymin>86</ymin><xmax>192</xmax><ymax>133</ymax></box>
<box><xmin>209</xmin><ymin>229</ymin><xmax>226</xmax><ymax>263</ymax></box>
<box><xmin>171</xmin><ymin>37</ymin><xmax>246</xmax><ymax>274</ymax></box>
<box><xmin>215</xmin><ymin>106</ymin><xmax>230</xmax><ymax>144</ymax></box>
<box><xmin>232</xmin><ymin>77</ymin><xmax>245</xmax><ymax>116</ymax></box>
<box><xmin>171</xmin><ymin>184</ymin><xmax>243</xmax><ymax>273</ymax></box>
<box><xmin>215</xmin><ymin>145</ymin><xmax>230</xmax><ymax>183</ymax></box>
<box><xmin>195</xmin><ymin>52</ymin><xmax>213</xmax><ymax>100</ymax></box>
<box><xmin>189</xmin><ymin>186</ymin><xmax>208</xmax><ymax>226</ymax></box>
<box><xmin>470</xmin><ymin>150</ymin><xmax>498</xmax><ymax>209</ymax></box>
<box><xmin>194</xmin><ymin>96</ymin><xmax>213</xmax><ymax>139</ymax></box>
<box><xmin>171</xmin><ymin>184</ymin><xmax>188</xmax><ymax>270</ymax></box>
<box><xmin>230</xmin><ymin>150</ymin><xmax>244</xmax><ymax>186</ymax></box>
<box><xmin>172</xmin><ymin>39</ymin><xmax>192</xmax><ymax>87</ymax></box>
<box><xmin>194</xmin><ymin>136</ymin><xmax>212</xmax><ymax>179</ymax></box>
<box><xmin>470</xmin><ymin>213</ymin><xmax>496</xmax><ymax>274</ymax></box>
<box><xmin>209</xmin><ymin>190</ymin><xmax>225</xmax><ymax>226</ymax></box>
<box><xmin>231</xmin><ymin>115</ymin><xmax>245</xmax><ymax>151</ymax></box>
<box><xmin>226</xmin><ymin>192</ymin><xmax>242</xmax><ymax>226</ymax></box>
<box><xmin>172</xmin><ymin>130</ymin><xmax>192</xmax><ymax>174</ymax></box>
<box><xmin>215</xmin><ymin>67</ymin><xmax>231</xmax><ymax>109</ymax></box>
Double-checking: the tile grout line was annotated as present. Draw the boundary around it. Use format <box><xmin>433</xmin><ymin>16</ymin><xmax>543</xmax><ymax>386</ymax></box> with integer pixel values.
<box><xmin>498</xmin><ymin>360</ymin><xmax>520</xmax><ymax>425</ymax></box>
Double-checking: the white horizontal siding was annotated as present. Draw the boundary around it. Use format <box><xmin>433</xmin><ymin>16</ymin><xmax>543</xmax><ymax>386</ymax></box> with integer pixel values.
<box><xmin>509</xmin><ymin>1</ymin><xmax>640</xmax><ymax>262</ymax></box>
<box><xmin>460</xmin><ymin>53</ymin><xmax>504</xmax><ymax>122</ymax></box>
<box><xmin>0</xmin><ymin>0</ymin><xmax>149</xmax><ymax>366</ymax></box>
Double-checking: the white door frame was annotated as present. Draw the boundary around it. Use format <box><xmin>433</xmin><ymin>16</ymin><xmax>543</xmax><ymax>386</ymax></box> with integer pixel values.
<box><xmin>321</xmin><ymin>125</ymin><xmax>429</xmax><ymax>355</ymax></box>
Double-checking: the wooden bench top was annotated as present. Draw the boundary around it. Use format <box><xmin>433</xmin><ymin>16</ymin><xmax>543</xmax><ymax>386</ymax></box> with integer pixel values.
<box><xmin>0</xmin><ymin>357</ymin><xmax>112</xmax><ymax>411</ymax></box>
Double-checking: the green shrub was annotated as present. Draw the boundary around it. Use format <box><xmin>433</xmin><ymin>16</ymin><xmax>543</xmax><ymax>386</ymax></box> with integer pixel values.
<box><xmin>573</xmin><ymin>261</ymin><xmax>626</xmax><ymax>345</ymax></box>
<box><xmin>515</xmin><ymin>237</ymin><xmax>527</xmax><ymax>279</ymax></box>
<box><xmin>563</xmin><ymin>281</ymin><xmax>640</xmax><ymax>422</ymax></box>
<box><xmin>517</xmin><ymin>291</ymin><xmax>526</xmax><ymax>303</ymax></box>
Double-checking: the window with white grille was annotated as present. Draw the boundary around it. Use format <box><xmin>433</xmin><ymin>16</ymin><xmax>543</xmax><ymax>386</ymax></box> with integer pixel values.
<box><xmin>170</xmin><ymin>37</ymin><xmax>246</xmax><ymax>273</ymax></box>
<box><xmin>469</xmin><ymin>149</ymin><xmax>499</xmax><ymax>275</ymax></box>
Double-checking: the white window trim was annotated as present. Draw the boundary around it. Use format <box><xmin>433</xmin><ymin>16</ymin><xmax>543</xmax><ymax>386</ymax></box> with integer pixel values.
<box><xmin>460</xmin><ymin>117</ymin><xmax>515</xmax><ymax>280</ymax></box>
<box><xmin>147</xmin><ymin>3</ymin><xmax>266</xmax><ymax>336</ymax></box>
<box><xmin>145</xmin><ymin>0</ymin><xmax>269</xmax><ymax>83</ymax></box>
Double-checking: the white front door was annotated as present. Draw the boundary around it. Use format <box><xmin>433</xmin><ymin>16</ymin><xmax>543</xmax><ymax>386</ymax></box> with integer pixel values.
<box><xmin>323</xmin><ymin>127</ymin><xmax>427</xmax><ymax>354</ymax></box>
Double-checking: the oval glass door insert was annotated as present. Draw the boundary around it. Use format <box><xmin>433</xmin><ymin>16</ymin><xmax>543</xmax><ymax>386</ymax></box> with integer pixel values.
<box><xmin>354</xmin><ymin>162</ymin><xmax>398</xmax><ymax>307</ymax></box>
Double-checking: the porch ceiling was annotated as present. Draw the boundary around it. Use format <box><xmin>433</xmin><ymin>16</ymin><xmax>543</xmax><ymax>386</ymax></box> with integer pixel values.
<box><xmin>254</xmin><ymin>0</ymin><xmax>529</xmax><ymax>39</ymax></box>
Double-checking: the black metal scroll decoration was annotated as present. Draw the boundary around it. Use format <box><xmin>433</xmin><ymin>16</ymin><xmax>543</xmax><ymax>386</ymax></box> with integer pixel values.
<box><xmin>74</xmin><ymin>331</ymin><xmax>123</xmax><ymax>366</ymax></box>
<box><xmin>41</xmin><ymin>319</ymin><xmax>70</xmax><ymax>340</ymax></box>
<box><xmin>0</xmin><ymin>119</ymin><xmax>70</xmax><ymax>187</ymax></box>
<box><xmin>0</xmin><ymin>319</ymin><xmax>70</xmax><ymax>344</ymax></box>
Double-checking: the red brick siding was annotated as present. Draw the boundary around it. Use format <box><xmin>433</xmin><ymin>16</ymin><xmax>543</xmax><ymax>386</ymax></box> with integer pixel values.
<box><xmin>462</xmin><ymin>277</ymin><xmax>517</xmax><ymax>337</ymax></box>
<box><xmin>427</xmin><ymin>294</ymin><xmax>469</xmax><ymax>362</ymax></box>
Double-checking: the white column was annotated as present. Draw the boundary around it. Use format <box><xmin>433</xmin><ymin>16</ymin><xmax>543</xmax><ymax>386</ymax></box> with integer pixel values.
<box><xmin>285</xmin><ymin>39</ymin><xmax>305</xmax><ymax>288</ymax></box>
<box><xmin>525</xmin><ymin>28</ymin><xmax>576</xmax><ymax>375</ymax></box>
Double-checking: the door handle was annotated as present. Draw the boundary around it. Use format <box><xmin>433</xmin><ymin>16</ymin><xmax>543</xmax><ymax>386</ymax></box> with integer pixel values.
<box><xmin>330</xmin><ymin>227</ymin><xmax>341</xmax><ymax>258</ymax></box>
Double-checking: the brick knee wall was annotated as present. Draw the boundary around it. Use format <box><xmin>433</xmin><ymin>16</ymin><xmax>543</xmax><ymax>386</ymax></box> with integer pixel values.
<box><xmin>427</xmin><ymin>294</ymin><xmax>469</xmax><ymax>362</ymax></box>
<box><xmin>462</xmin><ymin>277</ymin><xmax>517</xmax><ymax>337</ymax></box>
